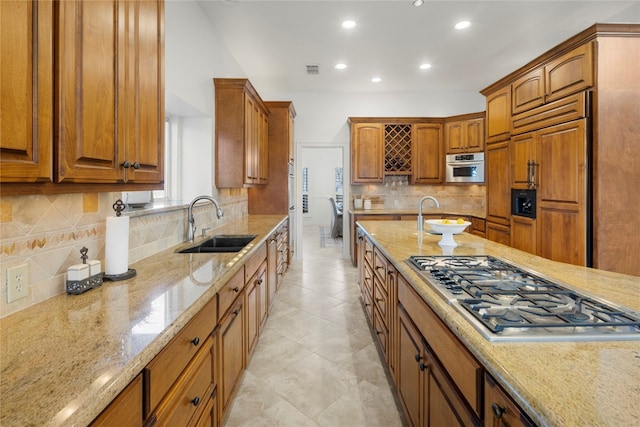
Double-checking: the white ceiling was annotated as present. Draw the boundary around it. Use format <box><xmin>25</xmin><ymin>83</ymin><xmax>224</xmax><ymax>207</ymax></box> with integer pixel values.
<box><xmin>196</xmin><ymin>0</ymin><xmax>640</xmax><ymax>95</ymax></box>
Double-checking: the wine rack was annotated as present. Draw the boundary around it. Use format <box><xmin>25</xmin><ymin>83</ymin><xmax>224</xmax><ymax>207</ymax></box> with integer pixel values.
<box><xmin>384</xmin><ymin>124</ymin><xmax>412</xmax><ymax>174</ymax></box>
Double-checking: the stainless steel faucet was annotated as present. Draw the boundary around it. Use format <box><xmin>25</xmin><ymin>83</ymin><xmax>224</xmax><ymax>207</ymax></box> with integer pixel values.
<box><xmin>417</xmin><ymin>196</ymin><xmax>440</xmax><ymax>232</ymax></box>
<box><xmin>187</xmin><ymin>196</ymin><xmax>224</xmax><ymax>242</ymax></box>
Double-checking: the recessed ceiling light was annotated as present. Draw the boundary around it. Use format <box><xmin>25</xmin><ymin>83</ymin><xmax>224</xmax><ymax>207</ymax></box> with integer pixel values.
<box><xmin>371</xmin><ymin>77</ymin><xmax>382</xmax><ymax>83</ymax></box>
<box><xmin>455</xmin><ymin>21</ymin><xmax>471</xmax><ymax>30</ymax></box>
<box><xmin>419</xmin><ymin>63</ymin><xmax>432</xmax><ymax>70</ymax></box>
<box><xmin>342</xmin><ymin>20</ymin><xmax>356</xmax><ymax>29</ymax></box>
<box><xmin>335</xmin><ymin>63</ymin><xmax>347</xmax><ymax>70</ymax></box>
<box><xmin>412</xmin><ymin>0</ymin><xmax>424</xmax><ymax>6</ymax></box>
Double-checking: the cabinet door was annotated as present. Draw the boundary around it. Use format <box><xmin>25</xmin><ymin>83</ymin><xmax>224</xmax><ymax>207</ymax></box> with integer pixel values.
<box><xmin>536</xmin><ymin>120</ymin><xmax>588</xmax><ymax>266</ymax></box>
<box><xmin>56</xmin><ymin>0</ymin><xmax>127</xmax><ymax>183</ymax></box>
<box><xmin>486</xmin><ymin>141</ymin><xmax>511</xmax><ymax>226</ymax></box>
<box><xmin>545</xmin><ymin>42</ymin><xmax>593</xmax><ymax>103</ymax></box>
<box><xmin>245</xmin><ymin>274</ymin><xmax>259</xmax><ymax>359</ymax></box>
<box><xmin>412</xmin><ymin>123</ymin><xmax>443</xmax><ymax>184</ymax></box>
<box><xmin>510</xmin><ymin>132</ymin><xmax>535</xmax><ymax>189</ymax></box>
<box><xmin>426</xmin><ymin>353</ymin><xmax>477</xmax><ymax>427</ymax></box>
<box><xmin>485</xmin><ymin>374</ymin><xmax>535</xmax><ymax>427</ymax></box>
<box><xmin>90</xmin><ymin>374</ymin><xmax>143</xmax><ymax>427</ymax></box>
<box><xmin>512</xmin><ymin>68</ymin><xmax>545</xmax><ymax>115</ymax></box>
<box><xmin>485</xmin><ymin>86</ymin><xmax>511</xmax><ymax>143</ymax></box>
<box><xmin>465</xmin><ymin>118</ymin><xmax>485</xmax><ymax>152</ymax></box>
<box><xmin>124</xmin><ymin>0</ymin><xmax>164</xmax><ymax>183</ymax></box>
<box><xmin>397</xmin><ymin>307</ymin><xmax>424</xmax><ymax>427</ymax></box>
<box><xmin>0</xmin><ymin>0</ymin><xmax>53</xmax><ymax>183</ymax></box>
<box><xmin>510</xmin><ymin>216</ymin><xmax>536</xmax><ymax>254</ymax></box>
<box><xmin>351</xmin><ymin>123</ymin><xmax>384</xmax><ymax>183</ymax></box>
<box><xmin>486</xmin><ymin>221</ymin><xmax>510</xmax><ymax>246</ymax></box>
<box><xmin>445</xmin><ymin>121</ymin><xmax>464</xmax><ymax>153</ymax></box>
<box><xmin>218</xmin><ymin>299</ymin><xmax>244</xmax><ymax>419</ymax></box>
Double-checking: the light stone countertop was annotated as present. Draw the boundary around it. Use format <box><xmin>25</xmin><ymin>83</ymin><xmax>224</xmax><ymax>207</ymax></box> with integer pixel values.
<box><xmin>0</xmin><ymin>215</ymin><xmax>287</xmax><ymax>427</ymax></box>
<box><xmin>357</xmin><ymin>220</ymin><xmax>640</xmax><ymax>427</ymax></box>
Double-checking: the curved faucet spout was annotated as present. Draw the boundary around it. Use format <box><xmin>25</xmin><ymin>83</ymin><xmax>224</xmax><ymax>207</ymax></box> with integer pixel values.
<box><xmin>187</xmin><ymin>196</ymin><xmax>224</xmax><ymax>242</ymax></box>
<box><xmin>417</xmin><ymin>196</ymin><xmax>440</xmax><ymax>232</ymax></box>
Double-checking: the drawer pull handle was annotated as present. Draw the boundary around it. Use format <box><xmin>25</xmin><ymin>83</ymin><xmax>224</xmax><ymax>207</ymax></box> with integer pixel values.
<box><xmin>256</xmin><ymin>279</ymin><xmax>263</xmax><ymax>285</ymax></box>
<box><xmin>191</xmin><ymin>337</ymin><xmax>200</xmax><ymax>346</ymax></box>
<box><xmin>415</xmin><ymin>354</ymin><xmax>423</xmax><ymax>362</ymax></box>
<box><xmin>233</xmin><ymin>309</ymin><xmax>240</xmax><ymax>316</ymax></box>
<box><xmin>419</xmin><ymin>362</ymin><xmax>427</xmax><ymax>371</ymax></box>
<box><xmin>232</xmin><ymin>287</ymin><xmax>240</xmax><ymax>293</ymax></box>
<box><xmin>491</xmin><ymin>403</ymin><xmax>506</xmax><ymax>419</ymax></box>
<box><xmin>191</xmin><ymin>396</ymin><xmax>200</xmax><ymax>406</ymax></box>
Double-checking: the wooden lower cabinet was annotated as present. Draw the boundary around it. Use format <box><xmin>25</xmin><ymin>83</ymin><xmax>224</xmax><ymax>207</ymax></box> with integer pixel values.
<box><xmin>358</xmin><ymin>230</ymin><xmax>535</xmax><ymax>427</ymax></box>
<box><xmin>193</xmin><ymin>390</ymin><xmax>217</xmax><ymax>427</ymax></box>
<box><xmin>510</xmin><ymin>216</ymin><xmax>536</xmax><ymax>254</ymax></box>
<box><xmin>485</xmin><ymin>374</ymin><xmax>534</xmax><ymax>427</ymax></box>
<box><xmin>90</xmin><ymin>374</ymin><xmax>143</xmax><ymax>427</ymax></box>
<box><xmin>218</xmin><ymin>297</ymin><xmax>244</xmax><ymax>421</ymax></box>
<box><xmin>397</xmin><ymin>285</ymin><xmax>480</xmax><ymax>427</ymax></box>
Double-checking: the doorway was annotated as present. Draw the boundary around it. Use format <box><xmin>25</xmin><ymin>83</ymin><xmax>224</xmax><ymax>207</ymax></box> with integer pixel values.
<box><xmin>296</xmin><ymin>144</ymin><xmax>350</xmax><ymax>260</ymax></box>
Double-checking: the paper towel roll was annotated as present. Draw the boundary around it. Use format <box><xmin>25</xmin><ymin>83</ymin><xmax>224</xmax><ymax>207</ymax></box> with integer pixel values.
<box><xmin>105</xmin><ymin>216</ymin><xmax>129</xmax><ymax>275</ymax></box>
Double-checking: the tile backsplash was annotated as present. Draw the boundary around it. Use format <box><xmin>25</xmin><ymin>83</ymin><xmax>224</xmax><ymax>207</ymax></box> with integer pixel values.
<box><xmin>351</xmin><ymin>177</ymin><xmax>486</xmax><ymax>216</ymax></box>
<box><xmin>0</xmin><ymin>190</ymin><xmax>247</xmax><ymax>317</ymax></box>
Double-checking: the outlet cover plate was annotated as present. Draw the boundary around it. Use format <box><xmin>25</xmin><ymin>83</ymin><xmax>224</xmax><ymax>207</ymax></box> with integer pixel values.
<box><xmin>7</xmin><ymin>264</ymin><xmax>29</xmax><ymax>303</ymax></box>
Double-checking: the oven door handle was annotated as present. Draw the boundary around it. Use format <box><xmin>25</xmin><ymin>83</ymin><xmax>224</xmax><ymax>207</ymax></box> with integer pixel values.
<box><xmin>447</xmin><ymin>162</ymin><xmax>483</xmax><ymax>167</ymax></box>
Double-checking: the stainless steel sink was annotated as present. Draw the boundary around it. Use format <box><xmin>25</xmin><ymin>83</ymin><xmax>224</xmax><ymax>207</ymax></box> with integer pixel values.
<box><xmin>177</xmin><ymin>234</ymin><xmax>257</xmax><ymax>253</ymax></box>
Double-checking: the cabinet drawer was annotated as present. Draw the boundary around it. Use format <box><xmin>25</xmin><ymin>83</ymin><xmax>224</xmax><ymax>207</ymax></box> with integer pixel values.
<box><xmin>470</xmin><ymin>217</ymin><xmax>485</xmax><ymax>233</ymax></box>
<box><xmin>362</xmin><ymin>259</ymin><xmax>374</xmax><ymax>297</ymax></box>
<box><xmin>373</xmin><ymin>247</ymin><xmax>389</xmax><ymax>286</ymax></box>
<box><xmin>244</xmin><ymin>243</ymin><xmax>267</xmax><ymax>283</ymax></box>
<box><xmin>398</xmin><ymin>276</ymin><xmax>482</xmax><ymax>416</ymax></box>
<box><xmin>373</xmin><ymin>276</ymin><xmax>388</xmax><ymax>326</ymax></box>
<box><xmin>363</xmin><ymin>238</ymin><xmax>374</xmax><ymax>269</ymax></box>
<box><xmin>218</xmin><ymin>268</ymin><xmax>245</xmax><ymax>320</ymax></box>
<box><xmin>361</xmin><ymin>283</ymin><xmax>373</xmax><ymax>321</ymax></box>
<box><xmin>372</xmin><ymin>305</ymin><xmax>388</xmax><ymax>358</ymax></box>
<box><xmin>511</xmin><ymin>92</ymin><xmax>586</xmax><ymax>135</ymax></box>
<box><xmin>146</xmin><ymin>296</ymin><xmax>217</xmax><ymax>413</ymax></box>
<box><xmin>154</xmin><ymin>337</ymin><xmax>215</xmax><ymax>427</ymax></box>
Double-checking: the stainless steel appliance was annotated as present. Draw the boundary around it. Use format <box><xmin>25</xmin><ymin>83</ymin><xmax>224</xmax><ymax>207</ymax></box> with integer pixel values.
<box><xmin>445</xmin><ymin>153</ymin><xmax>484</xmax><ymax>183</ymax></box>
<box><xmin>511</xmin><ymin>189</ymin><xmax>536</xmax><ymax>219</ymax></box>
<box><xmin>406</xmin><ymin>255</ymin><xmax>640</xmax><ymax>342</ymax></box>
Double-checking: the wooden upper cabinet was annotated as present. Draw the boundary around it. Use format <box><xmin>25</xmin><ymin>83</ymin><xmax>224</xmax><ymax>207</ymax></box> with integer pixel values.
<box><xmin>56</xmin><ymin>0</ymin><xmax>164</xmax><ymax>184</ymax></box>
<box><xmin>545</xmin><ymin>42</ymin><xmax>593</xmax><ymax>103</ymax></box>
<box><xmin>124</xmin><ymin>0</ymin><xmax>165</xmax><ymax>184</ymax></box>
<box><xmin>512</xmin><ymin>68</ymin><xmax>545</xmax><ymax>115</ymax></box>
<box><xmin>248</xmin><ymin>101</ymin><xmax>296</xmax><ymax>215</ymax></box>
<box><xmin>412</xmin><ymin>123</ymin><xmax>443</xmax><ymax>184</ymax></box>
<box><xmin>215</xmin><ymin>78</ymin><xmax>269</xmax><ymax>187</ymax></box>
<box><xmin>445</xmin><ymin>114</ymin><xmax>485</xmax><ymax>154</ymax></box>
<box><xmin>485</xmin><ymin>86</ymin><xmax>511</xmax><ymax>143</ymax></box>
<box><xmin>0</xmin><ymin>0</ymin><xmax>53</xmax><ymax>183</ymax></box>
<box><xmin>350</xmin><ymin>123</ymin><xmax>384</xmax><ymax>184</ymax></box>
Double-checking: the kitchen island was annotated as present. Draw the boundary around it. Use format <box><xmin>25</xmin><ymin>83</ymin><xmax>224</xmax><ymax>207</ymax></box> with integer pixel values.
<box><xmin>356</xmin><ymin>220</ymin><xmax>640</xmax><ymax>427</ymax></box>
<box><xmin>0</xmin><ymin>215</ymin><xmax>287</xmax><ymax>427</ymax></box>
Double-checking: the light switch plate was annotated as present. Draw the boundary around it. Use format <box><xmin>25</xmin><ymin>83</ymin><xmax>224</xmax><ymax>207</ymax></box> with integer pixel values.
<box><xmin>7</xmin><ymin>264</ymin><xmax>29</xmax><ymax>303</ymax></box>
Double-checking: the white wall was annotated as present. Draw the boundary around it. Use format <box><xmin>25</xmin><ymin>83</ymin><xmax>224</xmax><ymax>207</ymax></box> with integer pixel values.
<box><xmin>302</xmin><ymin>147</ymin><xmax>343</xmax><ymax>226</ymax></box>
<box><xmin>165</xmin><ymin>1</ymin><xmax>246</xmax><ymax>202</ymax></box>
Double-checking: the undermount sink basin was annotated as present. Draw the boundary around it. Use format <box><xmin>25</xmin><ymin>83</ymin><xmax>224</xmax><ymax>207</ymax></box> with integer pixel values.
<box><xmin>177</xmin><ymin>234</ymin><xmax>257</xmax><ymax>253</ymax></box>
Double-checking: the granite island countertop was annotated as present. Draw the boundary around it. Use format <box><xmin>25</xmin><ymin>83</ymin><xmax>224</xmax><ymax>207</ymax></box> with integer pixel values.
<box><xmin>0</xmin><ymin>215</ymin><xmax>287</xmax><ymax>427</ymax></box>
<box><xmin>357</xmin><ymin>220</ymin><xmax>640</xmax><ymax>427</ymax></box>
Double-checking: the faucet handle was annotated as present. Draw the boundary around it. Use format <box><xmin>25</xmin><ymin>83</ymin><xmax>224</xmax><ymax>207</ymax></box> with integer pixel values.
<box><xmin>201</xmin><ymin>227</ymin><xmax>211</xmax><ymax>237</ymax></box>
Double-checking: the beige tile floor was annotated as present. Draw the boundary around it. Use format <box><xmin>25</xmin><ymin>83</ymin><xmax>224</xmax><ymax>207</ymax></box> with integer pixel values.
<box><xmin>223</xmin><ymin>225</ymin><xmax>406</xmax><ymax>427</ymax></box>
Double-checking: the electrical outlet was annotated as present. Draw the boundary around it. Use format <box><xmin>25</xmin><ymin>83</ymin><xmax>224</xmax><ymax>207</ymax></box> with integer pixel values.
<box><xmin>7</xmin><ymin>264</ymin><xmax>29</xmax><ymax>303</ymax></box>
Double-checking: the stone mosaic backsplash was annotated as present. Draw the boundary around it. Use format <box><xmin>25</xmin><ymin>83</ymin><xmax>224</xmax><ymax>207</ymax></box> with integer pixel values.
<box><xmin>351</xmin><ymin>178</ymin><xmax>486</xmax><ymax>216</ymax></box>
<box><xmin>0</xmin><ymin>190</ymin><xmax>247</xmax><ymax>317</ymax></box>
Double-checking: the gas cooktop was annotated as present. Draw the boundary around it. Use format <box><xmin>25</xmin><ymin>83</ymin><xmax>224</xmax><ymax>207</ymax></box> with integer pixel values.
<box><xmin>406</xmin><ymin>255</ymin><xmax>640</xmax><ymax>342</ymax></box>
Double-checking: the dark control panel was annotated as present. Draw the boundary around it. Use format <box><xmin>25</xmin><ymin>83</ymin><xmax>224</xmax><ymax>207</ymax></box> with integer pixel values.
<box><xmin>511</xmin><ymin>189</ymin><xmax>536</xmax><ymax>219</ymax></box>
